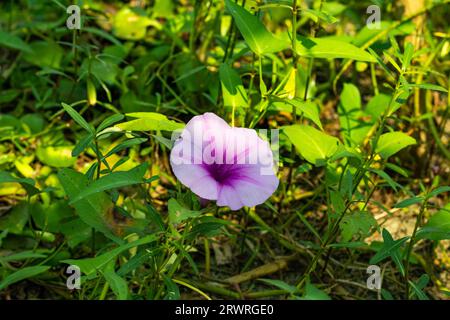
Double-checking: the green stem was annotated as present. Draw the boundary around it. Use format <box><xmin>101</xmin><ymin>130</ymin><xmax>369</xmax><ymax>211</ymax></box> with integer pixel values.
<box><xmin>99</xmin><ymin>281</ymin><xmax>109</xmax><ymax>300</ymax></box>
<box><xmin>404</xmin><ymin>200</ymin><xmax>427</xmax><ymax>299</ymax></box>
<box><xmin>204</xmin><ymin>238</ymin><xmax>211</xmax><ymax>276</ymax></box>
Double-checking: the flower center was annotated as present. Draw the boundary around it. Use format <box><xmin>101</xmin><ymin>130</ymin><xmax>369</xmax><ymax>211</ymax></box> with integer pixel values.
<box><xmin>204</xmin><ymin>163</ymin><xmax>239</xmax><ymax>184</ymax></box>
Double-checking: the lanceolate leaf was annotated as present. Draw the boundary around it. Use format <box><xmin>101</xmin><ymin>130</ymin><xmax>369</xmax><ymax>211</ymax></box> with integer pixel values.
<box><xmin>0</xmin><ymin>30</ymin><xmax>33</xmax><ymax>53</ymax></box>
<box><xmin>62</xmin><ymin>234</ymin><xmax>156</xmax><ymax>276</ymax></box>
<box><xmin>103</xmin><ymin>138</ymin><xmax>148</xmax><ymax>159</ymax></box>
<box><xmin>259</xmin><ymin>279</ymin><xmax>299</xmax><ymax>295</ymax></box>
<box><xmin>97</xmin><ymin>114</ymin><xmax>125</xmax><ymax>132</ymax></box>
<box><xmin>69</xmin><ymin>163</ymin><xmax>153</xmax><ymax>204</ymax></box>
<box><xmin>295</xmin><ymin>36</ymin><xmax>376</xmax><ymax>62</ymax></box>
<box><xmin>394</xmin><ymin>196</ymin><xmax>424</xmax><ymax>208</ymax></box>
<box><xmin>0</xmin><ymin>266</ymin><xmax>50</xmax><ymax>291</ymax></box>
<box><xmin>115</xmin><ymin>112</ymin><xmax>184</xmax><ymax>131</ymax></box>
<box><xmin>225</xmin><ymin>0</ymin><xmax>289</xmax><ymax>55</ymax></box>
<box><xmin>61</xmin><ymin>103</ymin><xmax>95</xmax><ymax>134</ymax></box>
<box><xmin>72</xmin><ymin>133</ymin><xmax>94</xmax><ymax>157</ymax></box>
<box><xmin>103</xmin><ymin>261</ymin><xmax>129</xmax><ymax>300</ymax></box>
<box><xmin>370</xmin><ymin>229</ymin><xmax>409</xmax><ymax>276</ymax></box>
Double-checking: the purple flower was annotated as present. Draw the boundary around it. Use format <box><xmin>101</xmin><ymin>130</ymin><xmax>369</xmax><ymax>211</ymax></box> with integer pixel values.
<box><xmin>170</xmin><ymin>113</ymin><xmax>279</xmax><ymax>210</ymax></box>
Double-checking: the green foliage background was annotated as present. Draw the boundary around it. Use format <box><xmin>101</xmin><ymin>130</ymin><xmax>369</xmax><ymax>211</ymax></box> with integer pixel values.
<box><xmin>0</xmin><ymin>0</ymin><xmax>449</xmax><ymax>300</ymax></box>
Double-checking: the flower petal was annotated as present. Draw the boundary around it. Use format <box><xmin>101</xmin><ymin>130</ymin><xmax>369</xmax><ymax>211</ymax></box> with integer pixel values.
<box><xmin>169</xmin><ymin>160</ymin><xmax>219</xmax><ymax>200</ymax></box>
<box><xmin>227</xmin><ymin>166</ymin><xmax>279</xmax><ymax>207</ymax></box>
<box><xmin>217</xmin><ymin>184</ymin><xmax>244</xmax><ymax>210</ymax></box>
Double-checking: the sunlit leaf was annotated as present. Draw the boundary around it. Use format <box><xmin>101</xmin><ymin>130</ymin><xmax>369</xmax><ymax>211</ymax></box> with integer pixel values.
<box><xmin>115</xmin><ymin>113</ymin><xmax>184</xmax><ymax>131</ymax></box>
<box><xmin>295</xmin><ymin>36</ymin><xmax>376</xmax><ymax>62</ymax></box>
<box><xmin>375</xmin><ymin>132</ymin><xmax>416</xmax><ymax>159</ymax></box>
<box><xmin>219</xmin><ymin>63</ymin><xmax>248</xmax><ymax>109</ymax></box>
<box><xmin>283</xmin><ymin>125</ymin><xmax>340</xmax><ymax>166</ymax></box>
<box><xmin>225</xmin><ymin>0</ymin><xmax>289</xmax><ymax>55</ymax></box>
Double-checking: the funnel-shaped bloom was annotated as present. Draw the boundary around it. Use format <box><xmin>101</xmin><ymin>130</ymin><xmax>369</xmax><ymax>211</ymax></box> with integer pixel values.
<box><xmin>170</xmin><ymin>113</ymin><xmax>278</xmax><ymax>210</ymax></box>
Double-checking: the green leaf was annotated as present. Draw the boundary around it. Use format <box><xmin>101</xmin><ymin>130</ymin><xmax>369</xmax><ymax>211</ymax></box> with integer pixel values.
<box><xmin>103</xmin><ymin>138</ymin><xmax>147</xmax><ymax>159</ymax></box>
<box><xmin>385</xmin><ymin>163</ymin><xmax>409</xmax><ymax>178</ymax></box>
<box><xmin>59</xmin><ymin>218</ymin><xmax>92</xmax><ymax>248</ymax></box>
<box><xmin>23</xmin><ymin>41</ymin><xmax>63</xmax><ymax>68</ymax></box>
<box><xmin>186</xmin><ymin>216</ymin><xmax>230</xmax><ymax>240</ymax></box>
<box><xmin>381</xmin><ymin>288</ymin><xmax>394</xmax><ymax>300</ymax></box>
<box><xmin>301</xmin><ymin>282</ymin><xmax>331</xmax><ymax>300</ymax></box>
<box><xmin>340</xmin><ymin>211</ymin><xmax>377</xmax><ymax>242</ymax></box>
<box><xmin>102</xmin><ymin>260</ymin><xmax>129</xmax><ymax>300</ymax></box>
<box><xmin>370</xmin><ymin>229</ymin><xmax>409</xmax><ymax>276</ymax></box>
<box><xmin>330</xmin><ymin>190</ymin><xmax>345</xmax><ymax>215</ymax></box>
<box><xmin>259</xmin><ymin>279</ymin><xmax>299</xmax><ymax>295</ymax></box>
<box><xmin>285</xmin><ymin>99</ymin><xmax>323</xmax><ymax>130</ymax></box>
<box><xmin>407</xmin><ymin>83</ymin><xmax>448</xmax><ymax>93</ymax></box>
<box><xmin>69</xmin><ymin>163</ymin><xmax>151</xmax><ymax>204</ymax></box>
<box><xmin>295</xmin><ymin>36</ymin><xmax>376</xmax><ymax>62</ymax></box>
<box><xmin>219</xmin><ymin>63</ymin><xmax>248</xmax><ymax>109</ymax></box>
<box><xmin>365</xmin><ymin>93</ymin><xmax>392</xmax><ymax>119</ymax></box>
<box><xmin>174</xmin><ymin>65</ymin><xmax>207</xmax><ymax>83</ymax></box>
<box><xmin>83</xmin><ymin>27</ymin><xmax>123</xmax><ymax>47</ymax></box>
<box><xmin>113</xmin><ymin>6</ymin><xmax>154</xmax><ymax>40</ymax></box>
<box><xmin>416</xmin><ymin>274</ymin><xmax>430</xmax><ymax>290</ymax></box>
<box><xmin>115</xmin><ymin>112</ymin><xmax>184</xmax><ymax>131</ymax></box>
<box><xmin>36</xmin><ymin>145</ymin><xmax>77</xmax><ymax>168</ymax></box>
<box><xmin>225</xmin><ymin>0</ymin><xmax>289</xmax><ymax>55</ymax></box>
<box><xmin>283</xmin><ymin>125</ymin><xmax>340</xmax><ymax>166</ymax></box>
<box><xmin>97</xmin><ymin>114</ymin><xmax>125</xmax><ymax>133</ymax></box>
<box><xmin>61</xmin><ymin>103</ymin><xmax>94</xmax><ymax>134</ymax></box>
<box><xmin>301</xmin><ymin>8</ymin><xmax>338</xmax><ymax>24</ymax></box>
<box><xmin>0</xmin><ymin>251</ymin><xmax>47</xmax><ymax>263</ymax></box>
<box><xmin>168</xmin><ymin>198</ymin><xmax>201</xmax><ymax>224</ymax></box>
<box><xmin>0</xmin><ymin>30</ymin><xmax>32</xmax><ymax>53</ymax></box>
<box><xmin>162</xmin><ymin>275</ymin><xmax>180</xmax><ymax>300</ymax></box>
<box><xmin>394</xmin><ymin>196</ymin><xmax>424</xmax><ymax>208</ymax></box>
<box><xmin>117</xmin><ymin>250</ymin><xmax>153</xmax><ymax>277</ymax></box>
<box><xmin>370</xmin><ymin>169</ymin><xmax>403</xmax><ymax>192</ymax></box>
<box><xmin>0</xmin><ymin>89</ymin><xmax>20</xmax><ymax>105</ymax></box>
<box><xmin>338</xmin><ymin>83</ymin><xmax>373</xmax><ymax>146</ymax></box>
<box><xmin>0</xmin><ymin>266</ymin><xmax>50</xmax><ymax>291</ymax></box>
<box><xmin>0</xmin><ymin>171</ymin><xmax>39</xmax><ymax>196</ymax></box>
<box><xmin>375</xmin><ymin>131</ymin><xmax>416</xmax><ymax>159</ymax></box>
<box><xmin>0</xmin><ymin>202</ymin><xmax>30</xmax><ymax>234</ymax></box>
<box><xmin>416</xmin><ymin>206</ymin><xmax>450</xmax><ymax>241</ymax></box>
<box><xmin>57</xmin><ymin>168</ymin><xmax>123</xmax><ymax>244</ymax></box>
<box><xmin>62</xmin><ymin>234</ymin><xmax>156</xmax><ymax>276</ymax></box>
<box><xmin>21</xmin><ymin>113</ymin><xmax>46</xmax><ymax>134</ymax></box>
<box><xmin>409</xmin><ymin>279</ymin><xmax>429</xmax><ymax>300</ymax></box>
<box><xmin>72</xmin><ymin>133</ymin><xmax>94</xmax><ymax>157</ymax></box>
<box><xmin>427</xmin><ymin>186</ymin><xmax>450</xmax><ymax>199</ymax></box>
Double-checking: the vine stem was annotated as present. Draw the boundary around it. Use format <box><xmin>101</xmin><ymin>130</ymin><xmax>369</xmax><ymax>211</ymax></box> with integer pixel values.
<box><xmin>99</xmin><ymin>281</ymin><xmax>109</xmax><ymax>300</ymax></box>
<box><xmin>204</xmin><ymin>238</ymin><xmax>211</xmax><ymax>276</ymax></box>
<box><xmin>278</xmin><ymin>0</ymin><xmax>298</xmax><ymax>211</ymax></box>
<box><xmin>296</xmin><ymin>109</ymin><xmax>390</xmax><ymax>288</ymax></box>
<box><xmin>404</xmin><ymin>200</ymin><xmax>427</xmax><ymax>299</ymax></box>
